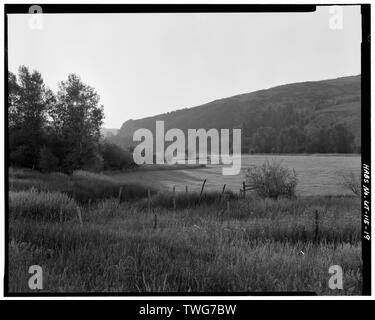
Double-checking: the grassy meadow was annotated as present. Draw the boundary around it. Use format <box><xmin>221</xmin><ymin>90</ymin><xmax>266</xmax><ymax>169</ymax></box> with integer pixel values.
<box><xmin>7</xmin><ymin>167</ymin><xmax>362</xmax><ymax>294</ymax></box>
<box><xmin>109</xmin><ymin>154</ymin><xmax>361</xmax><ymax>196</ymax></box>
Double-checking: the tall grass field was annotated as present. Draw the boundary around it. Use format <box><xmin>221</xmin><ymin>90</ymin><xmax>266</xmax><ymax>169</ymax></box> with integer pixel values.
<box><xmin>8</xmin><ymin>167</ymin><xmax>361</xmax><ymax>294</ymax></box>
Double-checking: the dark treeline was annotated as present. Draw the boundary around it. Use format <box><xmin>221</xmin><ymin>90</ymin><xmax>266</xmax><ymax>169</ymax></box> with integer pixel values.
<box><xmin>8</xmin><ymin>66</ymin><xmax>133</xmax><ymax>173</ymax></box>
<box><xmin>242</xmin><ymin>105</ymin><xmax>357</xmax><ymax>153</ymax></box>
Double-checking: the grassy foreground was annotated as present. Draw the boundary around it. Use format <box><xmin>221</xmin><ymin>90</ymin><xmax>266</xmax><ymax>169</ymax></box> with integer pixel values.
<box><xmin>8</xmin><ymin>168</ymin><xmax>362</xmax><ymax>294</ymax></box>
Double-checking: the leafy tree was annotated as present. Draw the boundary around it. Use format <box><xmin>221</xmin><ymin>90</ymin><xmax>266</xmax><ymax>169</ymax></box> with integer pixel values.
<box><xmin>8</xmin><ymin>71</ymin><xmax>20</xmax><ymax>128</ymax></box>
<box><xmin>8</xmin><ymin>66</ymin><xmax>52</xmax><ymax>168</ymax></box>
<box><xmin>51</xmin><ymin>74</ymin><xmax>104</xmax><ymax>172</ymax></box>
<box><xmin>9</xmin><ymin>67</ymin><xmax>107</xmax><ymax>172</ymax></box>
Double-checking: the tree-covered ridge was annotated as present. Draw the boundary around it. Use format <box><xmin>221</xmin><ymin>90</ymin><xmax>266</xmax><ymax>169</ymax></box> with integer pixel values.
<box><xmin>113</xmin><ymin>75</ymin><xmax>360</xmax><ymax>154</ymax></box>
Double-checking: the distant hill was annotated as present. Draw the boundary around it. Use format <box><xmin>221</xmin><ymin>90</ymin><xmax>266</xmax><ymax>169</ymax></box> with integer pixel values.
<box><xmin>108</xmin><ymin>75</ymin><xmax>361</xmax><ymax>153</ymax></box>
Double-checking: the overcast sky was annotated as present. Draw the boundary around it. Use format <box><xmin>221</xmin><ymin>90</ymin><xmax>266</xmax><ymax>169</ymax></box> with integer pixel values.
<box><xmin>8</xmin><ymin>5</ymin><xmax>361</xmax><ymax>128</ymax></box>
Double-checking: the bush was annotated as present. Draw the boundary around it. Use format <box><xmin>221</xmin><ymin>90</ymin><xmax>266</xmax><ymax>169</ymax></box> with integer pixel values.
<box><xmin>102</xmin><ymin>143</ymin><xmax>135</xmax><ymax>170</ymax></box>
<box><xmin>246</xmin><ymin>160</ymin><xmax>298</xmax><ymax>199</ymax></box>
<box><xmin>340</xmin><ymin>172</ymin><xmax>361</xmax><ymax>197</ymax></box>
<box><xmin>9</xmin><ymin>189</ymin><xmax>78</xmax><ymax>222</ymax></box>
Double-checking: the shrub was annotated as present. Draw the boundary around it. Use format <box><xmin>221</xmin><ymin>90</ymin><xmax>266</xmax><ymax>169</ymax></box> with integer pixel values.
<box><xmin>9</xmin><ymin>189</ymin><xmax>78</xmax><ymax>222</ymax></box>
<box><xmin>340</xmin><ymin>172</ymin><xmax>361</xmax><ymax>197</ymax></box>
<box><xmin>102</xmin><ymin>143</ymin><xmax>135</xmax><ymax>170</ymax></box>
<box><xmin>246</xmin><ymin>160</ymin><xmax>298</xmax><ymax>199</ymax></box>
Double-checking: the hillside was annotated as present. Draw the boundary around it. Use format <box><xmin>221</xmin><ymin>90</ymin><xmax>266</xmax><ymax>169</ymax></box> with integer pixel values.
<box><xmin>109</xmin><ymin>75</ymin><xmax>361</xmax><ymax>153</ymax></box>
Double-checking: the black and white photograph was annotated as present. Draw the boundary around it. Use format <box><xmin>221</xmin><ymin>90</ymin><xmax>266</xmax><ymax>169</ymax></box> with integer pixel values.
<box><xmin>3</xmin><ymin>3</ymin><xmax>371</xmax><ymax>298</ymax></box>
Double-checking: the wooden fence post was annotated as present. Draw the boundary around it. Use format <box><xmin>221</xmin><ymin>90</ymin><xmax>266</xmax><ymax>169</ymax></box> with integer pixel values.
<box><xmin>226</xmin><ymin>201</ymin><xmax>230</xmax><ymax>212</ymax></box>
<box><xmin>154</xmin><ymin>212</ymin><xmax>158</xmax><ymax>230</ymax></box>
<box><xmin>220</xmin><ymin>184</ymin><xmax>226</xmax><ymax>201</ymax></box>
<box><xmin>76</xmin><ymin>206</ymin><xmax>83</xmax><ymax>225</ymax></box>
<box><xmin>314</xmin><ymin>210</ymin><xmax>319</xmax><ymax>244</ymax></box>
<box><xmin>199</xmin><ymin>179</ymin><xmax>207</xmax><ymax>203</ymax></box>
<box><xmin>243</xmin><ymin>181</ymin><xmax>246</xmax><ymax>198</ymax></box>
<box><xmin>185</xmin><ymin>185</ymin><xmax>188</xmax><ymax>193</ymax></box>
<box><xmin>118</xmin><ymin>186</ymin><xmax>123</xmax><ymax>204</ymax></box>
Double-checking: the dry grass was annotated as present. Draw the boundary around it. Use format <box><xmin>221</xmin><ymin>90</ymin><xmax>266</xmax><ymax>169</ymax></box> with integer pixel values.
<box><xmin>7</xmin><ymin>167</ymin><xmax>362</xmax><ymax>294</ymax></box>
<box><xmin>8</xmin><ymin>176</ymin><xmax>361</xmax><ymax>294</ymax></box>
<box><xmin>9</xmin><ymin>167</ymin><xmax>155</xmax><ymax>204</ymax></box>
<box><xmin>9</xmin><ymin>189</ymin><xmax>78</xmax><ymax>222</ymax></box>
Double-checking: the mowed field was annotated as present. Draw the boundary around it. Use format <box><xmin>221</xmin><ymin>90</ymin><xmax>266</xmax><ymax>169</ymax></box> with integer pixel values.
<box><xmin>109</xmin><ymin>155</ymin><xmax>361</xmax><ymax>196</ymax></box>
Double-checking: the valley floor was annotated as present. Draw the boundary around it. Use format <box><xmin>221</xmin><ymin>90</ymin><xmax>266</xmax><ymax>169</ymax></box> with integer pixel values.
<box><xmin>108</xmin><ymin>153</ymin><xmax>360</xmax><ymax>196</ymax></box>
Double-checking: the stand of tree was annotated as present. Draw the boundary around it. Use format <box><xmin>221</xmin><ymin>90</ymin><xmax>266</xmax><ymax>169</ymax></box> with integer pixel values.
<box><xmin>8</xmin><ymin>66</ymin><xmax>133</xmax><ymax>173</ymax></box>
<box><xmin>243</xmin><ymin>105</ymin><xmax>356</xmax><ymax>153</ymax></box>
